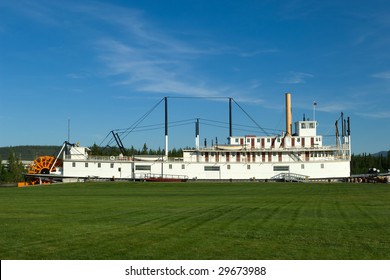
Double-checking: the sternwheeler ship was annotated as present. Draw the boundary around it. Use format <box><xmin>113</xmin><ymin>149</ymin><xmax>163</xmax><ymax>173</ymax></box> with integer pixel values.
<box><xmin>24</xmin><ymin>93</ymin><xmax>351</xmax><ymax>184</ymax></box>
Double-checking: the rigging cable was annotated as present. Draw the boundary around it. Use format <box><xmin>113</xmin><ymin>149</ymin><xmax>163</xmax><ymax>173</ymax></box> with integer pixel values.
<box><xmin>232</xmin><ymin>99</ymin><xmax>269</xmax><ymax>136</ymax></box>
<box><xmin>119</xmin><ymin>97</ymin><xmax>165</xmax><ymax>141</ymax></box>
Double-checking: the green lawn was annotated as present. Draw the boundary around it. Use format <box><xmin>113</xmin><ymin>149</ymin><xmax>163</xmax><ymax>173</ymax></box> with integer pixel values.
<box><xmin>0</xmin><ymin>182</ymin><xmax>389</xmax><ymax>259</ymax></box>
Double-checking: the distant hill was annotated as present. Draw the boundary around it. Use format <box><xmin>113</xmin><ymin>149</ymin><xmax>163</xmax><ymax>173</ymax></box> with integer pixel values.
<box><xmin>372</xmin><ymin>151</ymin><xmax>389</xmax><ymax>157</ymax></box>
<box><xmin>352</xmin><ymin>150</ymin><xmax>389</xmax><ymax>157</ymax></box>
<box><xmin>0</xmin><ymin>146</ymin><xmax>61</xmax><ymax>161</ymax></box>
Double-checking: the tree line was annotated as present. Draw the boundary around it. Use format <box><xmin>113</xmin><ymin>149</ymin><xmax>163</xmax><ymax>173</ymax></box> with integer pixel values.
<box><xmin>88</xmin><ymin>143</ymin><xmax>184</xmax><ymax>157</ymax></box>
<box><xmin>0</xmin><ymin>152</ymin><xmax>25</xmax><ymax>183</ymax></box>
<box><xmin>351</xmin><ymin>151</ymin><xmax>390</xmax><ymax>175</ymax></box>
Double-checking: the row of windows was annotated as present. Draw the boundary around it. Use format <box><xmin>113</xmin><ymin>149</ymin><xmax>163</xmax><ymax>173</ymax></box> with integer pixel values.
<box><xmin>70</xmin><ymin>162</ymin><xmax>325</xmax><ymax>171</ymax></box>
<box><xmin>135</xmin><ymin>165</ymin><xmax>151</xmax><ymax>171</ymax></box>
<box><xmin>71</xmin><ymin>162</ymin><xmax>122</xmax><ymax>172</ymax></box>
<box><xmin>300</xmin><ymin>164</ymin><xmax>324</xmax><ymax>169</ymax></box>
<box><xmin>71</xmin><ymin>162</ymin><xmax>164</xmax><ymax>171</ymax></box>
<box><xmin>203</xmin><ymin>164</ymin><xmax>325</xmax><ymax>171</ymax></box>
<box><xmin>72</xmin><ymin>162</ymin><xmax>117</xmax><ymax>168</ymax></box>
<box><xmin>233</xmin><ymin>137</ymin><xmax>322</xmax><ymax>144</ymax></box>
<box><xmin>200</xmin><ymin>151</ymin><xmax>332</xmax><ymax>158</ymax></box>
<box><xmin>301</xmin><ymin>122</ymin><xmax>316</xmax><ymax>129</ymax></box>
<box><xmin>274</xmin><ymin>166</ymin><xmax>290</xmax><ymax>171</ymax></box>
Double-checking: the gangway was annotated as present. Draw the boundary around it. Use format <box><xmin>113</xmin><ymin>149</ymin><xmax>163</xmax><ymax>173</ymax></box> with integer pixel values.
<box><xmin>271</xmin><ymin>173</ymin><xmax>308</xmax><ymax>182</ymax></box>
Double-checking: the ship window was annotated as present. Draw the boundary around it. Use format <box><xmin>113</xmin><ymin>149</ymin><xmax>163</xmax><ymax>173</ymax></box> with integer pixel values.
<box><xmin>257</xmin><ymin>138</ymin><xmax>260</xmax><ymax>143</ymax></box>
<box><xmin>235</xmin><ymin>138</ymin><xmax>239</xmax><ymax>143</ymax></box>
<box><xmin>135</xmin><ymin>165</ymin><xmax>151</xmax><ymax>171</ymax></box>
<box><xmin>72</xmin><ymin>162</ymin><xmax>76</xmax><ymax>167</ymax></box>
<box><xmin>247</xmin><ymin>138</ymin><xmax>250</xmax><ymax>143</ymax></box>
<box><xmin>273</xmin><ymin>166</ymin><xmax>290</xmax><ymax>171</ymax></box>
<box><xmin>301</xmin><ymin>123</ymin><xmax>306</xmax><ymax>129</ymax></box>
<box><xmin>85</xmin><ymin>163</ymin><xmax>88</xmax><ymax>168</ymax></box>
<box><xmin>301</xmin><ymin>164</ymin><xmax>305</xmax><ymax>169</ymax></box>
<box><xmin>182</xmin><ymin>164</ymin><xmax>185</xmax><ymax>169</ymax></box>
<box><xmin>169</xmin><ymin>164</ymin><xmax>172</xmax><ymax>169</ymax></box>
<box><xmin>98</xmin><ymin>163</ymin><xmax>101</xmax><ymax>168</ymax></box>
<box><xmin>297</xmin><ymin>138</ymin><xmax>300</xmax><ymax>143</ymax></box>
<box><xmin>204</xmin><ymin>166</ymin><xmax>220</xmax><ymax>171</ymax></box>
<box><xmin>110</xmin><ymin>163</ymin><xmax>114</xmax><ymax>168</ymax></box>
<box><xmin>277</xmin><ymin>138</ymin><xmax>281</xmax><ymax>142</ymax></box>
<box><xmin>247</xmin><ymin>165</ymin><xmax>251</xmax><ymax>170</ymax></box>
<box><xmin>227</xmin><ymin>165</ymin><xmax>231</xmax><ymax>170</ymax></box>
<box><xmin>309</xmin><ymin>123</ymin><xmax>315</xmax><ymax>128</ymax></box>
<box><xmin>321</xmin><ymin>164</ymin><xmax>325</xmax><ymax>169</ymax></box>
<box><xmin>267</xmin><ymin>138</ymin><xmax>270</xmax><ymax>143</ymax></box>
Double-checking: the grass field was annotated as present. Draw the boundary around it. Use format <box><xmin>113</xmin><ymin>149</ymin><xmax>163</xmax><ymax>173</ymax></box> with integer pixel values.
<box><xmin>0</xmin><ymin>181</ymin><xmax>389</xmax><ymax>260</ymax></box>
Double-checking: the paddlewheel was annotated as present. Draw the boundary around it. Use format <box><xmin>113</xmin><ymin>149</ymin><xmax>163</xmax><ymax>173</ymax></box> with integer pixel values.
<box><xmin>18</xmin><ymin>156</ymin><xmax>63</xmax><ymax>187</ymax></box>
<box><xmin>28</xmin><ymin>156</ymin><xmax>62</xmax><ymax>175</ymax></box>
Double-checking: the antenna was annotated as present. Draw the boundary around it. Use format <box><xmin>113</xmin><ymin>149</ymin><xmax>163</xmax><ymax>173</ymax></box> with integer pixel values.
<box><xmin>68</xmin><ymin>119</ymin><xmax>71</xmax><ymax>142</ymax></box>
<box><xmin>313</xmin><ymin>101</ymin><xmax>317</xmax><ymax>121</ymax></box>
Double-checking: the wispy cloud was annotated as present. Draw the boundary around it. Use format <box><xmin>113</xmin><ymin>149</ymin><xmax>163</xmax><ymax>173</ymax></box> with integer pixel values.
<box><xmin>358</xmin><ymin>111</ymin><xmax>390</xmax><ymax>119</ymax></box>
<box><xmin>280</xmin><ymin>72</ymin><xmax>314</xmax><ymax>84</ymax></box>
<box><xmin>97</xmin><ymin>38</ymin><xmax>223</xmax><ymax>97</ymax></box>
<box><xmin>371</xmin><ymin>71</ymin><xmax>390</xmax><ymax>79</ymax></box>
<box><xmin>1</xmin><ymin>1</ymin><xmax>53</xmax><ymax>25</ymax></box>
<box><xmin>249</xmin><ymin>80</ymin><xmax>262</xmax><ymax>89</ymax></box>
<box><xmin>233</xmin><ymin>96</ymin><xmax>265</xmax><ymax>104</ymax></box>
<box><xmin>2</xmin><ymin>0</ymin><xmax>277</xmax><ymax>101</ymax></box>
<box><xmin>67</xmin><ymin>73</ymin><xmax>86</xmax><ymax>79</ymax></box>
<box><xmin>88</xmin><ymin>5</ymin><xmax>238</xmax><ymax>98</ymax></box>
<box><xmin>239</xmin><ymin>49</ymin><xmax>279</xmax><ymax>57</ymax></box>
<box><xmin>316</xmin><ymin>103</ymin><xmax>350</xmax><ymax>113</ymax></box>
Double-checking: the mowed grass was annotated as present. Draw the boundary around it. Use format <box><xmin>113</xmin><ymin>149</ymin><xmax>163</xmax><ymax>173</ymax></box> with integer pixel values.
<box><xmin>0</xmin><ymin>181</ymin><xmax>389</xmax><ymax>260</ymax></box>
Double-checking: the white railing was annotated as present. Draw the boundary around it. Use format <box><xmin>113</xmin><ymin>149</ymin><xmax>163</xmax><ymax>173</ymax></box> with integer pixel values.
<box><xmin>141</xmin><ymin>173</ymin><xmax>189</xmax><ymax>180</ymax></box>
<box><xmin>272</xmin><ymin>173</ymin><xmax>308</xmax><ymax>182</ymax></box>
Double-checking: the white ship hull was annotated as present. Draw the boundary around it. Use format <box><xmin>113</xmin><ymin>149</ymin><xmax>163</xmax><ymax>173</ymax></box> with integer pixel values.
<box><xmin>61</xmin><ymin>157</ymin><xmax>350</xmax><ymax>181</ymax></box>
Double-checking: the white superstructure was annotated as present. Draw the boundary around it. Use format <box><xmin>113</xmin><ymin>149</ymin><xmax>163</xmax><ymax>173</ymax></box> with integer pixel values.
<box><xmin>57</xmin><ymin>93</ymin><xmax>351</xmax><ymax>182</ymax></box>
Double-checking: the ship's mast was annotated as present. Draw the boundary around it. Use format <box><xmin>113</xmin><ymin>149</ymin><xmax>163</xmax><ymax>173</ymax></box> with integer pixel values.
<box><xmin>165</xmin><ymin>97</ymin><xmax>168</xmax><ymax>159</ymax></box>
<box><xmin>229</xmin><ymin>97</ymin><xmax>233</xmax><ymax>138</ymax></box>
<box><xmin>195</xmin><ymin>118</ymin><xmax>200</xmax><ymax>149</ymax></box>
<box><xmin>285</xmin><ymin>92</ymin><xmax>292</xmax><ymax>136</ymax></box>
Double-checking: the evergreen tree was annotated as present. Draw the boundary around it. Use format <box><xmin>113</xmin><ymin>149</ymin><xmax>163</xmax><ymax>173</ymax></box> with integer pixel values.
<box><xmin>89</xmin><ymin>143</ymin><xmax>102</xmax><ymax>155</ymax></box>
<box><xmin>3</xmin><ymin>151</ymin><xmax>25</xmax><ymax>182</ymax></box>
<box><xmin>128</xmin><ymin>145</ymin><xmax>136</xmax><ymax>156</ymax></box>
<box><xmin>350</xmin><ymin>150</ymin><xmax>390</xmax><ymax>174</ymax></box>
<box><xmin>387</xmin><ymin>151</ymin><xmax>390</xmax><ymax>171</ymax></box>
<box><xmin>0</xmin><ymin>157</ymin><xmax>4</xmax><ymax>182</ymax></box>
<box><xmin>142</xmin><ymin>143</ymin><xmax>148</xmax><ymax>154</ymax></box>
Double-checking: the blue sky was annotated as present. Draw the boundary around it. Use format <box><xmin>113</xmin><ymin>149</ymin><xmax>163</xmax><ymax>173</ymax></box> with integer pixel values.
<box><xmin>0</xmin><ymin>0</ymin><xmax>389</xmax><ymax>154</ymax></box>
